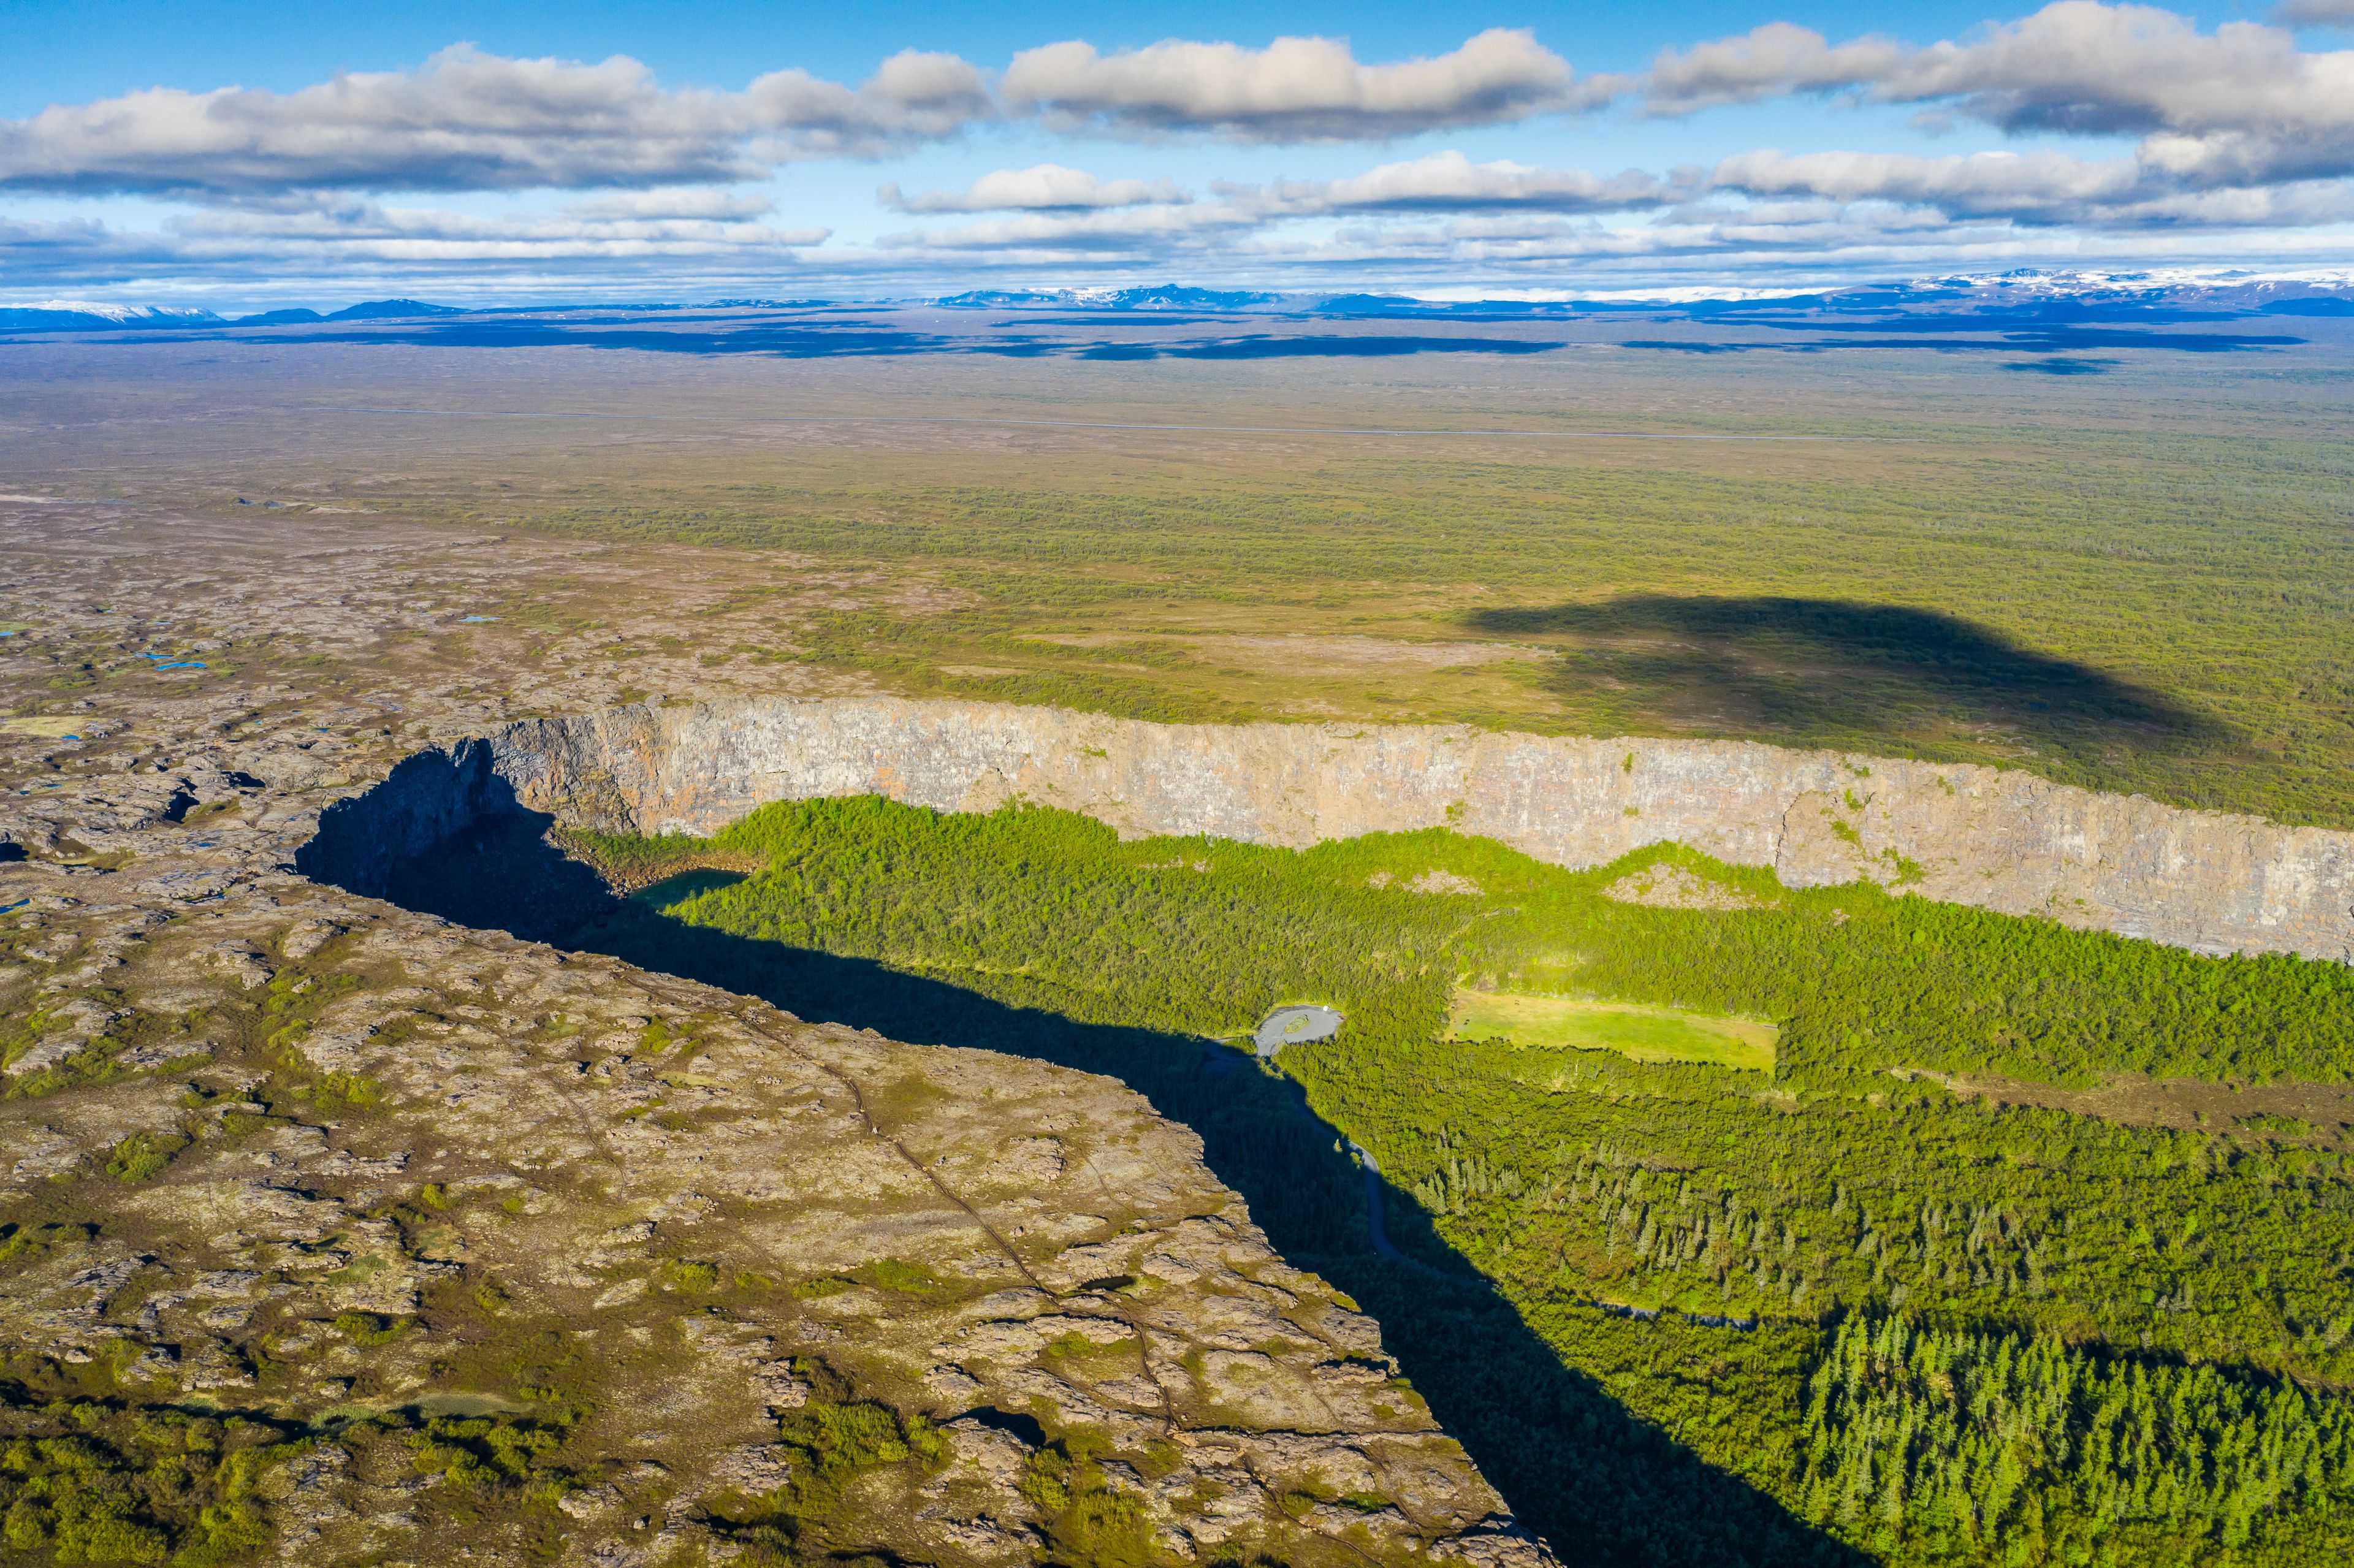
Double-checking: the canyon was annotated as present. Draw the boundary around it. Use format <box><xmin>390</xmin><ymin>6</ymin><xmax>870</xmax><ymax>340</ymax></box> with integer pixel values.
<box><xmin>311</xmin><ymin>695</ymin><xmax>2354</xmax><ymax>964</ymax></box>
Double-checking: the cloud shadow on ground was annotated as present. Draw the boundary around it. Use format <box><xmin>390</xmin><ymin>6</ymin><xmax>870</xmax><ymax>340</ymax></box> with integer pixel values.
<box><xmin>104</xmin><ymin>318</ymin><xmax>1564</xmax><ymax>363</ymax></box>
<box><xmin>2005</xmin><ymin>357</ymin><xmax>2116</xmax><ymax>375</ymax></box>
<box><xmin>1078</xmin><ymin>335</ymin><xmax>1561</xmax><ymax>360</ymax></box>
<box><xmin>1620</xmin><ymin>325</ymin><xmax>2299</xmax><ymax>356</ymax></box>
<box><xmin>1469</xmin><ymin>595</ymin><xmax>2228</xmax><ymax>760</ymax></box>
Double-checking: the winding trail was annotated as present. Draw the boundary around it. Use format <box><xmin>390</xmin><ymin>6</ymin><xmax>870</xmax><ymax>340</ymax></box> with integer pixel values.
<box><xmin>1252</xmin><ymin>1047</ymin><xmax>1433</xmax><ymax>1269</ymax></box>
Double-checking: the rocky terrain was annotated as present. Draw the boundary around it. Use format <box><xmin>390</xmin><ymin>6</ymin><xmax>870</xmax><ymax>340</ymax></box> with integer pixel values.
<box><xmin>8</xmin><ymin>493</ymin><xmax>2353</xmax><ymax>1566</ymax></box>
<box><xmin>340</xmin><ymin>695</ymin><xmax>2354</xmax><ymax>963</ymax></box>
<box><xmin>0</xmin><ymin>513</ymin><xmax>1547</xmax><ymax>1567</ymax></box>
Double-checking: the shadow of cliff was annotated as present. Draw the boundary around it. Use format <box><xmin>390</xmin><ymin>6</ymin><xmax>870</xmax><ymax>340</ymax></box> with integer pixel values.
<box><xmin>1327</xmin><ymin>1250</ymin><xmax>1856</xmax><ymax>1567</ymax></box>
<box><xmin>1470</xmin><ymin>593</ymin><xmax>2226</xmax><ymax>760</ymax></box>
<box><xmin>316</xmin><ymin>791</ymin><xmax>1867</xmax><ymax>1567</ymax></box>
<box><xmin>1617</xmin><ymin>325</ymin><xmax>2300</xmax><ymax>356</ymax></box>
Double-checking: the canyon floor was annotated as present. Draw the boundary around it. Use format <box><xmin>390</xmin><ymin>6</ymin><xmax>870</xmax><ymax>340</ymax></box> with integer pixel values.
<box><xmin>0</xmin><ymin>509</ymin><xmax>1552</xmax><ymax>1567</ymax></box>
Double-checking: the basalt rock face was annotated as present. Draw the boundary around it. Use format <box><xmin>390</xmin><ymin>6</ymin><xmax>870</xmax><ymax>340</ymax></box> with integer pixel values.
<box><xmin>360</xmin><ymin>696</ymin><xmax>2353</xmax><ymax>964</ymax></box>
<box><xmin>299</xmin><ymin>738</ymin><xmax>511</xmax><ymax>898</ymax></box>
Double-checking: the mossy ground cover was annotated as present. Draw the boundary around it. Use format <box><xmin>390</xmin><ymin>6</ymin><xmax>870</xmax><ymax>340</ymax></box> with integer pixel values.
<box><xmin>0</xmin><ymin>1382</ymin><xmax>592</xmax><ymax>1568</ymax></box>
<box><xmin>0</xmin><ymin>1397</ymin><xmax>299</xmax><ymax>1566</ymax></box>
<box><xmin>706</xmin><ymin>1382</ymin><xmax>950</xmax><ymax>1567</ymax></box>
<box><xmin>567</xmin><ymin>793</ymin><xmax>2354</xmax><ymax>1566</ymax></box>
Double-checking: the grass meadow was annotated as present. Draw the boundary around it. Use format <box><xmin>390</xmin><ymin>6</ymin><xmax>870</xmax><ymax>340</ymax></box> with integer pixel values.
<box><xmin>501</xmin><ymin>346</ymin><xmax>2354</xmax><ymax>824</ymax></box>
<box><xmin>1447</xmin><ymin>992</ymin><xmax>1779</xmax><ymax>1070</ymax></box>
<box><xmin>6</xmin><ymin>335</ymin><xmax>2348</xmax><ymax>823</ymax></box>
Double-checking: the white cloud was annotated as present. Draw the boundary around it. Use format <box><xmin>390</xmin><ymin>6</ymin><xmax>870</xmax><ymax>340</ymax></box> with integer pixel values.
<box><xmin>889</xmin><ymin>152</ymin><xmax>1677</xmax><ymax>226</ymax></box>
<box><xmin>6</xmin><ymin>8</ymin><xmax>2351</xmax><ymax>295</ymax></box>
<box><xmin>1002</xmin><ymin>28</ymin><xmax>1620</xmax><ymax>142</ymax></box>
<box><xmin>1240</xmin><ymin>151</ymin><xmax>1680</xmax><ymax>214</ymax></box>
<box><xmin>558</xmin><ymin>188</ymin><xmax>777</xmax><ymax>221</ymax></box>
<box><xmin>1250</xmin><ymin>202</ymin><xmax>2022</xmax><ymax>272</ymax></box>
<box><xmin>1712</xmin><ymin>148</ymin><xmax>2146</xmax><ymax>219</ymax></box>
<box><xmin>877</xmin><ymin>152</ymin><xmax>1686</xmax><ymax>259</ymax></box>
<box><xmin>169</xmin><ymin>194</ymin><xmax>828</xmax><ymax>256</ymax></box>
<box><xmin>0</xmin><ymin>44</ymin><xmax>990</xmax><ymax>195</ymax></box>
<box><xmin>9</xmin><ymin>180</ymin><xmax>2343</xmax><ymax>298</ymax></box>
<box><xmin>881</xmin><ymin>164</ymin><xmax>1188</xmax><ymax>213</ymax></box>
<box><xmin>743</xmin><ymin>49</ymin><xmax>992</xmax><ymax>160</ymax></box>
<box><xmin>1644</xmin><ymin>21</ymin><xmax>1907</xmax><ymax>116</ymax></box>
<box><xmin>1871</xmin><ymin>4</ymin><xmax>2350</xmax><ymax>154</ymax></box>
<box><xmin>882</xmin><ymin>203</ymin><xmax>1260</xmax><ymax>254</ymax></box>
<box><xmin>1710</xmin><ymin>146</ymin><xmax>2354</xmax><ymax>227</ymax></box>
<box><xmin>1645</xmin><ymin>4</ymin><xmax>2354</xmax><ymax>190</ymax></box>
<box><xmin>0</xmin><ymin>192</ymin><xmax>829</xmax><ymax>287</ymax></box>
<box><xmin>869</xmin><ymin>127</ymin><xmax>2354</xmax><ymax>269</ymax></box>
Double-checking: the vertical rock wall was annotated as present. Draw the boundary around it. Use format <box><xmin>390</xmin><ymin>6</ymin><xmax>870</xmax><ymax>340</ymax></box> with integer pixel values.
<box><xmin>341</xmin><ymin>697</ymin><xmax>2354</xmax><ymax>962</ymax></box>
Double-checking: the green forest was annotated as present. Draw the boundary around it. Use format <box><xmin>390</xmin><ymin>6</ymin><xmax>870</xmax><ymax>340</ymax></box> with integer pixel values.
<box><xmin>553</xmin><ymin>797</ymin><xmax>2354</xmax><ymax>1566</ymax></box>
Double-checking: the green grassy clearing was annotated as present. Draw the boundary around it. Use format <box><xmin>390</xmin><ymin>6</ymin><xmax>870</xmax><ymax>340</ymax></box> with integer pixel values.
<box><xmin>1449</xmin><ymin>991</ymin><xmax>1777</xmax><ymax>1070</ymax></box>
<box><xmin>1</xmin><ymin>716</ymin><xmax>83</xmax><ymax>737</ymax></box>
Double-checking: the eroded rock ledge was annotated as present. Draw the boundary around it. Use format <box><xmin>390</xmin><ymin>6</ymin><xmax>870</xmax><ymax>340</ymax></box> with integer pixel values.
<box><xmin>316</xmin><ymin>696</ymin><xmax>2354</xmax><ymax>962</ymax></box>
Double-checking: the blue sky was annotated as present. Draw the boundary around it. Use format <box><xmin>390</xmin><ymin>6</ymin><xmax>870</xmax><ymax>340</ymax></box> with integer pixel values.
<box><xmin>4</xmin><ymin>1</ymin><xmax>2352</xmax><ymax>306</ymax></box>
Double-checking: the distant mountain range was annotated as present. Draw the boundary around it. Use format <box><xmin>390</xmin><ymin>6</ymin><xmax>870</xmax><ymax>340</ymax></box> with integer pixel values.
<box><xmin>0</xmin><ymin>297</ymin><xmax>465</xmax><ymax>333</ymax></box>
<box><xmin>935</xmin><ymin>286</ymin><xmax>1286</xmax><ymax>311</ymax></box>
<box><xmin>6</xmin><ymin>272</ymin><xmax>2352</xmax><ymax>335</ymax></box>
<box><xmin>939</xmin><ymin>272</ymin><xmax>2354</xmax><ymax>321</ymax></box>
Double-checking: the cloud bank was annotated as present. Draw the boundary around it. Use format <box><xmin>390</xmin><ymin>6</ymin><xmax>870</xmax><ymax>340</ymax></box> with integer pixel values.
<box><xmin>0</xmin><ymin>28</ymin><xmax>1626</xmax><ymax>199</ymax></box>
<box><xmin>882</xmin><ymin>166</ymin><xmax>1189</xmax><ymax>213</ymax></box>
<box><xmin>3</xmin><ymin>7</ymin><xmax>2352</xmax><ymax>297</ymax></box>
<box><xmin>0</xmin><ymin>44</ymin><xmax>992</xmax><ymax>194</ymax></box>
<box><xmin>1646</xmin><ymin>3</ymin><xmax>2354</xmax><ymax>191</ymax></box>
<box><xmin>1001</xmin><ymin>28</ymin><xmax>1620</xmax><ymax>142</ymax></box>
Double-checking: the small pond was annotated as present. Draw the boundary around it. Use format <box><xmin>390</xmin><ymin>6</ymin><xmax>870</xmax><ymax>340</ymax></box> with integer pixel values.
<box><xmin>1253</xmin><ymin>1003</ymin><xmax>1343</xmax><ymax>1057</ymax></box>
